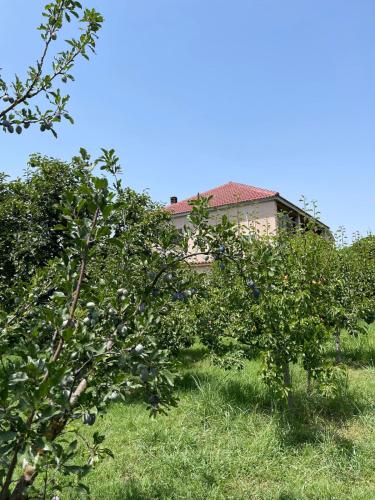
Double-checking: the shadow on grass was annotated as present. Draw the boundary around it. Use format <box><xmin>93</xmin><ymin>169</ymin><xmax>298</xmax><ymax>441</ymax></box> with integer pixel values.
<box><xmin>177</xmin><ymin>359</ymin><xmax>369</xmax><ymax>420</ymax></box>
<box><xmin>273</xmin><ymin>387</ymin><xmax>369</xmax><ymax>451</ymax></box>
<box><xmin>218</xmin><ymin>378</ymin><xmax>275</xmax><ymax>413</ymax></box>
<box><xmin>221</xmin><ymin>377</ymin><xmax>367</xmax><ymax>416</ymax></box>
<box><xmin>187</xmin><ymin>369</ymin><xmax>370</xmax><ymax>450</ymax></box>
<box><xmin>341</xmin><ymin>346</ymin><xmax>375</xmax><ymax>369</ymax></box>
<box><xmin>324</xmin><ymin>346</ymin><xmax>375</xmax><ymax>369</ymax></box>
<box><xmin>175</xmin><ymin>344</ymin><xmax>209</xmax><ymax>368</ymax></box>
<box><xmin>176</xmin><ymin>368</ymin><xmax>277</xmax><ymax>415</ymax></box>
<box><xmin>121</xmin><ymin>344</ymin><xmax>371</xmax><ymax>448</ymax></box>
<box><xmin>276</xmin><ymin>414</ymin><xmax>357</xmax><ymax>459</ymax></box>
<box><xmin>176</xmin><ymin>370</ymin><xmax>218</xmax><ymax>392</ymax></box>
<box><xmin>278</xmin><ymin>493</ymin><xmax>299</xmax><ymax>500</ymax></box>
<box><xmin>324</xmin><ymin>328</ymin><xmax>375</xmax><ymax>369</ymax></box>
<box><xmin>101</xmin><ymin>481</ymin><xmax>170</xmax><ymax>500</ymax></box>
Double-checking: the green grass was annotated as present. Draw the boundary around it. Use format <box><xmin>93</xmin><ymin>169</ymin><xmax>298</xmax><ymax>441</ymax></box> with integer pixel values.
<box><xmin>70</xmin><ymin>325</ymin><xmax>375</xmax><ymax>499</ymax></box>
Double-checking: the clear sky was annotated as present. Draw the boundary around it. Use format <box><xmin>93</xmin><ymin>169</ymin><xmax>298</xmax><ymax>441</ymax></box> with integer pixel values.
<box><xmin>1</xmin><ymin>1</ymin><xmax>374</xmax><ymax>237</ymax></box>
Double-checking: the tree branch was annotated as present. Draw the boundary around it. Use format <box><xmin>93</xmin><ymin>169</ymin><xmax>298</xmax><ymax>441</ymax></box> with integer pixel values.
<box><xmin>0</xmin><ymin>0</ymin><xmax>66</xmax><ymax>119</ymax></box>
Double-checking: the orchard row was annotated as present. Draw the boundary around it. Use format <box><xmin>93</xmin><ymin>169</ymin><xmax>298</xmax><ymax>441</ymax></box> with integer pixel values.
<box><xmin>0</xmin><ymin>153</ymin><xmax>374</xmax><ymax>498</ymax></box>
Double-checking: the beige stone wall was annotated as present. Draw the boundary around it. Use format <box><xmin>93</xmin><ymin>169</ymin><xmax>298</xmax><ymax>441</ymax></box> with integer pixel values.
<box><xmin>172</xmin><ymin>199</ymin><xmax>277</xmax><ymax>234</ymax></box>
<box><xmin>171</xmin><ymin>199</ymin><xmax>278</xmax><ymax>268</ymax></box>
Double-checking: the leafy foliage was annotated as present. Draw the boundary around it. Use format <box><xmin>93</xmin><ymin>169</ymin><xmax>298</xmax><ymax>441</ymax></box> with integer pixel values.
<box><xmin>0</xmin><ymin>152</ymin><xmax>169</xmax><ymax>497</ymax></box>
<box><xmin>0</xmin><ymin>155</ymin><xmax>90</xmax><ymax>309</ymax></box>
<box><xmin>342</xmin><ymin>235</ymin><xmax>375</xmax><ymax>325</ymax></box>
<box><xmin>0</xmin><ymin>150</ymin><xmax>251</xmax><ymax>498</ymax></box>
<box><xmin>187</xmin><ymin>218</ymin><xmax>373</xmax><ymax>404</ymax></box>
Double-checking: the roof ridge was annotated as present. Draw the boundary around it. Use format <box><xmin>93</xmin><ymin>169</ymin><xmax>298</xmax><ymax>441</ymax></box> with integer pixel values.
<box><xmin>179</xmin><ymin>181</ymin><xmax>276</xmax><ymax>204</ymax></box>
<box><xmin>194</xmin><ymin>180</ymin><xmax>234</xmax><ymax>199</ymax></box>
<box><xmin>227</xmin><ymin>180</ymin><xmax>277</xmax><ymax>193</ymax></box>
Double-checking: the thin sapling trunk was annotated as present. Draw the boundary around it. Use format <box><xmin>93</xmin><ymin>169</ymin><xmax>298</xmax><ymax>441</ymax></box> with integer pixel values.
<box><xmin>283</xmin><ymin>362</ymin><xmax>293</xmax><ymax>409</ymax></box>
<box><xmin>335</xmin><ymin>329</ymin><xmax>342</xmax><ymax>364</ymax></box>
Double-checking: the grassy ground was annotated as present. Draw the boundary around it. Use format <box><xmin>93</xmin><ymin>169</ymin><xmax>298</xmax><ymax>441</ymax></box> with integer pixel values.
<box><xmin>70</xmin><ymin>325</ymin><xmax>375</xmax><ymax>499</ymax></box>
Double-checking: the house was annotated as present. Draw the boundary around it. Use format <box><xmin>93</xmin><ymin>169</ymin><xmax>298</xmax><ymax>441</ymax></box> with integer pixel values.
<box><xmin>165</xmin><ymin>181</ymin><xmax>329</xmax><ymax>270</ymax></box>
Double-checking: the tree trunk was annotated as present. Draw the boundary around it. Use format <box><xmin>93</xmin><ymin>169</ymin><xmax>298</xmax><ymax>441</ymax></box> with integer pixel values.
<box><xmin>9</xmin><ymin>465</ymin><xmax>36</xmax><ymax>500</ymax></box>
<box><xmin>283</xmin><ymin>362</ymin><xmax>293</xmax><ymax>409</ymax></box>
<box><xmin>306</xmin><ymin>369</ymin><xmax>312</xmax><ymax>395</ymax></box>
<box><xmin>335</xmin><ymin>330</ymin><xmax>342</xmax><ymax>364</ymax></box>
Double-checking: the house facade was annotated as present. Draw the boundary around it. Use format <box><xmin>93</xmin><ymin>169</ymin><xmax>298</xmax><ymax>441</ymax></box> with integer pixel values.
<box><xmin>165</xmin><ymin>181</ymin><xmax>329</xmax><ymax>270</ymax></box>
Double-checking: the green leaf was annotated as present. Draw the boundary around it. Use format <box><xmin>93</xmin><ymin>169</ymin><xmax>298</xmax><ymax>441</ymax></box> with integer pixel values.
<box><xmin>0</xmin><ymin>431</ymin><xmax>17</xmax><ymax>442</ymax></box>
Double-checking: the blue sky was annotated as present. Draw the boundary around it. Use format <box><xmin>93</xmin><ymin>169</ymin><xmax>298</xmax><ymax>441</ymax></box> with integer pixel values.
<box><xmin>1</xmin><ymin>0</ymin><xmax>374</xmax><ymax>237</ymax></box>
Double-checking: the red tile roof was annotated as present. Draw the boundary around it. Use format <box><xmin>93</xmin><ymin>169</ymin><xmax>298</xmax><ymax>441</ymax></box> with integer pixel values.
<box><xmin>165</xmin><ymin>181</ymin><xmax>278</xmax><ymax>215</ymax></box>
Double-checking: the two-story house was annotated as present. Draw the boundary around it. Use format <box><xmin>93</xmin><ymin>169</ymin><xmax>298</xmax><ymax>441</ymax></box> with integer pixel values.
<box><xmin>165</xmin><ymin>181</ymin><xmax>329</xmax><ymax>270</ymax></box>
